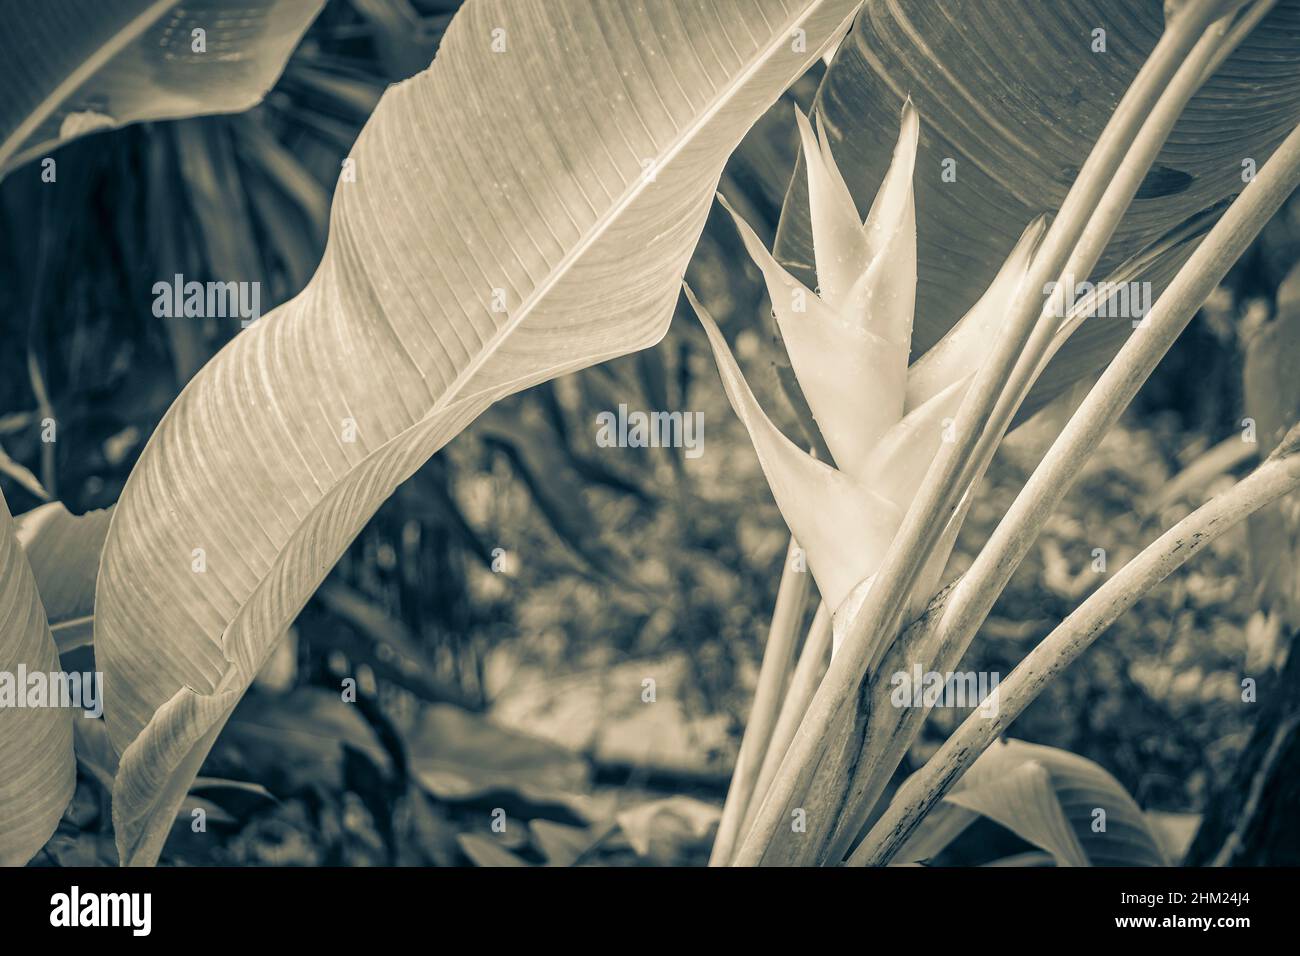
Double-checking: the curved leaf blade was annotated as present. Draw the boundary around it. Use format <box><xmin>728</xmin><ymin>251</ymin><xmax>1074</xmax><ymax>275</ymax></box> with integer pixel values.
<box><xmin>0</xmin><ymin>490</ymin><xmax>75</xmax><ymax>866</ymax></box>
<box><xmin>938</xmin><ymin>738</ymin><xmax>1167</xmax><ymax>867</ymax></box>
<box><xmin>0</xmin><ymin>0</ymin><xmax>325</xmax><ymax>177</ymax></box>
<box><xmin>14</xmin><ymin>502</ymin><xmax>113</xmax><ymax>653</ymax></box>
<box><xmin>96</xmin><ymin>0</ymin><xmax>866</xmax><ymax>865</ymax></box>
<box><xmin>946</xmin><ymin>754</ymin><xmax>1089</xmax><ymax>867</ymax></box>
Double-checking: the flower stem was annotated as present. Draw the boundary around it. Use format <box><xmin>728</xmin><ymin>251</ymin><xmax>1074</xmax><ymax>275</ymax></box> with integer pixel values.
<box><xmin>850</xmin><ymin>427</ymin><xmax>1300</xmax><ymax>866</ymax></box>
<box><xmin>733</xmin><ymin>0</ymin><xmax>1231</xmax><ymax>867</ymax></box>
<box><xmin>924</xmin><ymin>112</ymin><xmax>1300</xmax><ymax>788</ymax></box>
<box><xmin>739</xmin><ymin>601</ymin><xmax>831</xmax><ymax>840</ymax></box>
<box><xmin>709</xmin><ymin>536</ymin><xmax>810</xmax><ymax>865</ymax></box>
<box><xmin>815</xmin><ymin>0</ymin><xmax>1271</xmax><ymax>865</ymax></box>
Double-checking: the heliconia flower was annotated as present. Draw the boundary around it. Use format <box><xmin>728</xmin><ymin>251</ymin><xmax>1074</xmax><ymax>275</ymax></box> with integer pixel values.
<box><xmin>687</xmin><ymin>102</ymin><xmax>1045</xmax><ymax>651</ymax></box>
<box><xmin>720</xmin><ymin>194</ymin><xmax>904</xmax><ymax>478</ymax></box>
<box><xmin>904</xmin><ymin>215</ymin><xmax>1047</xmax><ymax>412</ymax></box>
<box><xmin>686</xmin><ymin>286</ymin><xmax>902</xmax><ymax>611</ymax></box>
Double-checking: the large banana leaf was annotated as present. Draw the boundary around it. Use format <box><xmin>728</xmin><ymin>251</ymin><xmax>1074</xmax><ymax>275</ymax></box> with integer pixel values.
<box><xmin>95</xmin><ymin>0</ymin><xmax>865</xmax><ymax>865</ymax></box>
<box><xmin>0</xmin><ymin>489</ymin><xmax>75</xmax><ymax>866</ymax></box>
<box><xmin>774</xmin><ymin>0</ymin><xmax>1300</xmax><ymax>419</ymax></box>
<box><xmin>0</xmin><ymin>0</ymin><xmax>324</xmax><ymax>177</ymax></box>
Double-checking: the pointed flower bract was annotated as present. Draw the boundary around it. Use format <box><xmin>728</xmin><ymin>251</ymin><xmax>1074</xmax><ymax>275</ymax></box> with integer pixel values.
<box><xmin>692</xmin><ymin>102</ymin><xmax>1043</xmax><ymax>637</ymax></box>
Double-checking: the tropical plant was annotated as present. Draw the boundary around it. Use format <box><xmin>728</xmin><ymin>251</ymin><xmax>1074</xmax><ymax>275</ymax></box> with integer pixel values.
<box><xmin>1</xmin><ymin>0</ymin><xmax>1299</xmax><ymax>870</ymax></box>
<box><xmin>2</xmin><ymin>0</ymin><xmax>868</xmax><ymax>866</ymax></box>
<box><xmin>696</xmin><ymin>0</ymin><xmax>1300</xmax><ymax>866</ymax></box>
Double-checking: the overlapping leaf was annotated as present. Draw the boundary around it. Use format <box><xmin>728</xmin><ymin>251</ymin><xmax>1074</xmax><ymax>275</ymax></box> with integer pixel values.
<box><xmin>0</xmin><ymin>0</ymin><xmax>325</xmax><ymax>177</ymax></box>
<box><xmin>0</xmin><ymin>490</ymin><xmax>75</xmax><ymax>865</ymax></box>
<box><xmin>14</xmin><ymin>502</ymin><xmax>112</xmax><ymax>653</ymax></box>
<box><xmin>896</xmin><ymin>739</ymin><xmax>1167</xmax><ymax>866</ymax></box>
<box><xmin>94</xmin><ymin>0</ymin><xmax>867</xmax><ymax>865</ymax></box>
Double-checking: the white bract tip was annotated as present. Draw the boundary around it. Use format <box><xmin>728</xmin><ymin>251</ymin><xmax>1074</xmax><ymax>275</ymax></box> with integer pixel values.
<box><xmin>686</xmin><ymin>286</ymin><xmax>901</xmax><ymax>611</ymax></box>
<box><xmin>699</xmin><ymin>102</ymin><xmax>1044</xmax><ymax>633</ymax></box>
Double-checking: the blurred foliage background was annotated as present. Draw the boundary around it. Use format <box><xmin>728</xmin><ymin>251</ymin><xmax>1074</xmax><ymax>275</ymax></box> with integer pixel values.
<box><xmin>3</xmin><ymin>0</ymin><xmax>1298</xmax><ymax>866</ymax></box>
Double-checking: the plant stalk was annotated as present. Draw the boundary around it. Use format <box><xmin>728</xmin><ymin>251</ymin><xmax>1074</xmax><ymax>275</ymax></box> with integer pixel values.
<box><xmin>739</xmin><ymin>601</ymin><xmax>831</xmax><ymax>840</ymax></box>
<box><xmin>815</xmin><ymin>0</ymin><xmax>1270</xmax><ymax>864</ymax></box>
<box><xmin>841</xmin><ymin>114</ymin><xmax>1300</xmax><ymax>866</ymax></box>
<box><xmin>733</xmin><ymin>0</ymin><xmax>1229</xmax><ymax>867</ymax></box>
<box><xmin>710</xmin><ymin>536</ymin><xmax>811</xmax><ymax>864</ymax></box>
<box><xmin>947</xmin><ymin>1</ymin><xmax>1257</xmax><ymax>533</ymax></box>
<box><xmin>851</xmin><ymin>429</ymin><xmax>1300</xmax><ymax>865</ymax></box>
<box><xmin>927</xmin><ymin>114</ymin><xmax>1300</xmax><ymax>778</ymax></box>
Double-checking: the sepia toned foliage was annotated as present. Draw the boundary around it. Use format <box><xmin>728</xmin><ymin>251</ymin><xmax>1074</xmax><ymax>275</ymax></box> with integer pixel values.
<box><xmin>0</xmin><ymin>0</ymin><xmax>1298</xmax><ymax>873</ymax></box>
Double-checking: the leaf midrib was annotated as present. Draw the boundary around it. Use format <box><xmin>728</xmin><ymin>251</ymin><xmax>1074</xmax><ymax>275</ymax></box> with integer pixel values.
<box><xmin>0</xmin><ymin>0</ymin><xmax>179</xmax><ymax>172</ymax></box>
<box><xmin>111</xmin><ymin>0</ymin><xmax>853</xmax><ymax>715</ymax></box>
<box><xmin>439</xmin><ymin>0</ymin><xmax>847</xmax><ymax>412</ymax></box>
